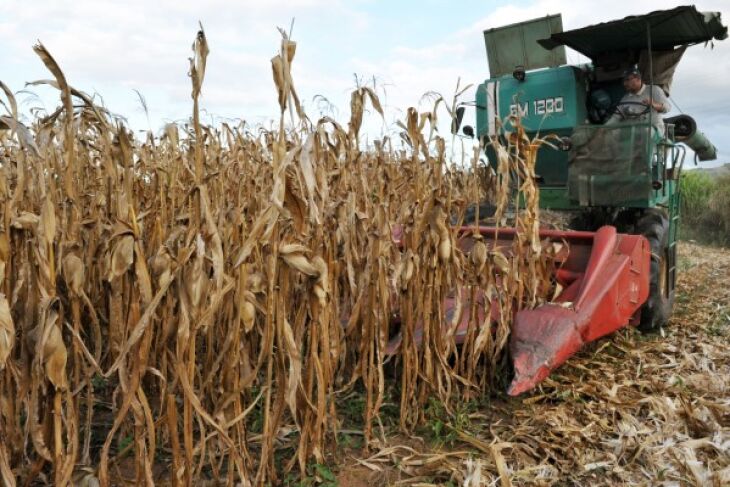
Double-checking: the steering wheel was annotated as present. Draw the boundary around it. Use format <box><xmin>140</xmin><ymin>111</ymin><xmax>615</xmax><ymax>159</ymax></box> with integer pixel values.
<box><xmin>612</xmin><ymin>100</ymin><xmax>651</xmax><ymax>119</ymax></box>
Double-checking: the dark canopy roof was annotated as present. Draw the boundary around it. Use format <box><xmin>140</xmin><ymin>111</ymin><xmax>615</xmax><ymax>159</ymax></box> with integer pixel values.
<box><xmin>538</xmin><ymin>6</ymin><xmax>727</xmax><ymax>59</ymax></box>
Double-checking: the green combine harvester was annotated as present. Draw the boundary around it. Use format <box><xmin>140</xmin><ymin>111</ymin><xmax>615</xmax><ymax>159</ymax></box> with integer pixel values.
<box><xmin>454</xmin><ymin>6</ymin><xmax>727</xmax><ymax>333</ymax></box>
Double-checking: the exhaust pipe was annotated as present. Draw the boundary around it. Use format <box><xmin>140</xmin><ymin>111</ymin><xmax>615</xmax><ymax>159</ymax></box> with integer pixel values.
<box><xmin>664</xmin><ymin>114</ymin><xmax>717</xmax><ymax>161</ymax></box>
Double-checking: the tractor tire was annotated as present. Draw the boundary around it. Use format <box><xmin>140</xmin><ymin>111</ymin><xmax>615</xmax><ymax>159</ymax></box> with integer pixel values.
<box><xmin>568</xmin><ymin>207</ymin><xmax>638</xmax><ymax>232</ymax></box>
<box><xmin>635</xmin><ymin>209</ymin><xmax>674</xmax><ymax>333</ymax></box>
<box><xmin>568</xmin><ymin>208</ymin><xmax>611</xmax><ymax>231</ymax></box>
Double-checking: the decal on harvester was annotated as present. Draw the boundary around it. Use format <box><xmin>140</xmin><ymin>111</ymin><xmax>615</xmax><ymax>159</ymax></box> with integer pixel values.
<box><xmin>510</xmin><ymin>97</ymin><xmax>564</xmax><ymax>117</ymax></box>
<box><xmin>486</xmin><ymin>81</ymin><xmax>500</xmax><ymax>136</ymax></box>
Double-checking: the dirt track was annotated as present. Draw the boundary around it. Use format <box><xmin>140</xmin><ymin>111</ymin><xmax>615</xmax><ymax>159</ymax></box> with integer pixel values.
<box><xmin>338</xmin><ymin>242</ymin><xmax>730</xmax><ymax>486</ymax></box>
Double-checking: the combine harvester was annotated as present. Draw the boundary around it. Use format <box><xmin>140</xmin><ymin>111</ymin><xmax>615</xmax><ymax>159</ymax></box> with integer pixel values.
<box><xmin>408</xmin><ymin>6</ymin><xmax>727</xmax><ymax>395</ymax></box>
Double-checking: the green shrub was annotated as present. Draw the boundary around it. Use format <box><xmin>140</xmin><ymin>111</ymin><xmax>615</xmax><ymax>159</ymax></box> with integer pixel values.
<box><xmin>709</xmin><ymin>175</ymin><xmax>730</xmax><ymax>238</ymax></box>
<box><xmin>680</xmin><ymin>171</ymin><xmax>715</xmax><ymax>226</ymax></box>
<box><xmin>680</xmin><ymin>171</ymin><xmax>730</xmax><ymax>245</ymax></box>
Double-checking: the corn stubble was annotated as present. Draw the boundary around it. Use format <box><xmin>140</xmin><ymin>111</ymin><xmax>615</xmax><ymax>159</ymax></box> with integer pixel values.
<box><xmin>0</xmin><ymin>28</ymin><xmax>555</xmax><ymax>485</ymax></box>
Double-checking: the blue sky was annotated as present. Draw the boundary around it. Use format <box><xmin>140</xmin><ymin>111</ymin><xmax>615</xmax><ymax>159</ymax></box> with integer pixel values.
<box><xmin>1</xmin><ymin>0</ymin><xmax>729</xmax><ymax>166</ymax></box>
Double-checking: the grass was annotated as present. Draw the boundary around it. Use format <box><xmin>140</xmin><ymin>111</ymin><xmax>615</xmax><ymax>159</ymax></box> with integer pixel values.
<box><xmin>707</xmin><ymin>304</ymin><xmax>730</xmax><ymax>337</ymax></box>
<box><xmin>283</xmin><ymin>463</ymin><xmax>337</xmax><ymax>487</ymax></box>
<box><xmin>420</xmin><ymin>396</ymin><xmax>485</xmax><ymax>448</ymax></box>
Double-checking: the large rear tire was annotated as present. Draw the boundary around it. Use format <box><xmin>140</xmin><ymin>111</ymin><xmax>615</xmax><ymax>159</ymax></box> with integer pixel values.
<box><xmin>568</xmin><ymin>207</ymin><xmax>637</xmax><ymax>233</ymax></box>
<box><xmin>635</xmin><ymin>209</ymin><xmax>674</xmax><ymax>333</ymax></box>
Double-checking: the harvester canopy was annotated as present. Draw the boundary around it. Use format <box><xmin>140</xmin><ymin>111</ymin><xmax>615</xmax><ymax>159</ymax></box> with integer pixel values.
<box><xmin>538</xmin><ymin>6</ymin><xmax>727</xmax><ymax>59</ymax></box>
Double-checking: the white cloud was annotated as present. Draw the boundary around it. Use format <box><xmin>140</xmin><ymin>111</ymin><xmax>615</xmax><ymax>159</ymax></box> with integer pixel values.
<box><xmin>0</xmin><ymin>0</ymin><xmax>369</xmax><ymax>128</ymax></box>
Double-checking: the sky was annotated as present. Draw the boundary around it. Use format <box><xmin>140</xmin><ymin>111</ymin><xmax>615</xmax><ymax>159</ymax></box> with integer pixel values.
<box><xmin>1</xmin><ymin>0</ymin><xmax>729</xmax><ymax>167</ymax></box>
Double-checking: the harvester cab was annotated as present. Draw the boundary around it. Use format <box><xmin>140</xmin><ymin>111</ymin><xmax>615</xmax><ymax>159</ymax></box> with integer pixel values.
<box><xmin>430</xmin><ymin>7</ymin><xmax>728</xmax><ymax>394</ymax></box>
<box><xmin>470</xmin><ymin>7</ymin><xmax>726</xmax><ymax>209</ymax></box>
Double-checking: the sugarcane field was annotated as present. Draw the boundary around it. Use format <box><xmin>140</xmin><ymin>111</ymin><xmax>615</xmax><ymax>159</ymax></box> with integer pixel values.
<box><xmin>1</xmin><ymin>2</ymin><xmax>729</xmax><ymax>486</ymax></box>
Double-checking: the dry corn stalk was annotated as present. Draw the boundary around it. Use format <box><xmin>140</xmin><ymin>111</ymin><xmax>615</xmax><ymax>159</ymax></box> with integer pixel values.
<box><xmin>0</xmin><ymin>25</ymin><xmax>556</xmax><ymax>486</ymax></box>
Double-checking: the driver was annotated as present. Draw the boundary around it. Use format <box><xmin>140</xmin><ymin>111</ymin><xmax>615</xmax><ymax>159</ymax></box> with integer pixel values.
<box><xmin>608</xmin><ymin>65</ymin><xmax>671</xmax><ymax>135</ymax></box>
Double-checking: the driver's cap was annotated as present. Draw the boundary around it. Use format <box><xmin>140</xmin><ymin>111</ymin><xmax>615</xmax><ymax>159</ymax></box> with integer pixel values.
<box><xmin>623</xmin><ymin>65</ymin><xmax>641</xmax><ymax>80</ymax></box>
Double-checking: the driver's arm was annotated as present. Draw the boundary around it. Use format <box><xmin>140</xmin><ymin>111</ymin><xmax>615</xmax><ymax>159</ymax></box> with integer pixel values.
<box><xmin>645</xmin><ymin>86</ymin><xmax>671</xmax><ymax>113</ymax></box>
<box><xmin>604</xmin><ymin>113</ymin><xmax>620</xmax><ymax>125</ymax></box>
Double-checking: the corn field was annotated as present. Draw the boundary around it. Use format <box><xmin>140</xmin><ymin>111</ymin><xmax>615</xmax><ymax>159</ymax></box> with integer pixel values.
<box><xmin>0</xmin><ymin>27</ymin><xmax>558</xmax><ymax>486</ymax></box>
